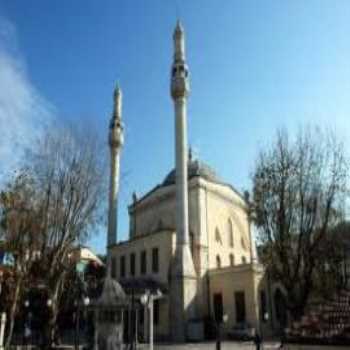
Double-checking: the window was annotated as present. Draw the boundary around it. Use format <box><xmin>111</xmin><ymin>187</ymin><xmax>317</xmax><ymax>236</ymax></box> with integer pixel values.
<box><xmin>120</xmin><ymin>256</ymin><xmax>126</xmax><ymax>278</ymax></box>
<box><xmin>229</xmin><ymin>254</ymin><xmax>235</xmax><ymax>266</ymax></box>
<box><xmin>141</xmin><ymin>250</ymin><xmax>147</xmax><ymax>275</ymax></box>
<box><xmin>215</xmin><ymin>227</ymin><xmax>222</xmax><ymax>245</ymax></box>
<box><xmin>216</xmin><ymin>255</ymin><xmax>221</xmax><ymax>269</ymax></box>
<box><xmin>139</xmin><ymin>308</ymin><xmax>144</xmax><ymax>325</ymax></box>
<box><xmin>190</xmin><ymin>232</ymin><xmax>194</xmax><ymax>258</ymax></box>
<box><xmin>234</xmin><ymin>291</ymin><xmax>246</xmax><ymax>323</ymax></box>
<box><xmin>152</xmin><ymin>248</ymin><xmax>159</xmax><ymax>273</ymax></box>
<box><xmin>213</xmin><ymin>293</ymin><xmax>223</xmax><ymax>323</ymax></box>
<box><xmin>111</xmin><ymin>257</ymin><xmax>117</xmax><ymax>278</ymax></box>
<box><xmin>260</xmin><ymin>290</ymin><xmax>267</xmax><ymax>322</ymax></box>
<box><xmin>241</xmin><ymin>236</ymin><xmax>247</xmax><ymax>251</ymax></box>
<box><xmin>130</xmin><ymin>253</ymin><xmax>136</xmax><ymax>276</ymax></box>
<box><xmin>154</xmin><ymin>299</ymin><xmax>160</xmax><ymax>325</ymax></box>
<box><xmin>228</xmin><ymin>219</ymin><xmax>234</xmax><ymax>247</ymax></box>
<box><xmin>241</xmin><ymin>256</ymin><xmax>247</xmax><ymax>264</ymax></box>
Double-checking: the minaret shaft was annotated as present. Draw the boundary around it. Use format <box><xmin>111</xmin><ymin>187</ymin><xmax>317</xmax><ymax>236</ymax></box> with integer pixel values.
<box><xmin>107</xmin><ymin>86</ymin><xmax>124</xmax><ymax>251</ymax></box>
<box><xmin>170</xmin><ymin>21</ymin><xmax>198</xmax><ymax>342</ymax></box>
<box><xmin>175</xmin><ymin>97</ymin><xmax>189</xmax><ymax>247</ymax></box>
<box><xmin>107</xmin><ymin>148</ymin><xmax>120</xmax><ymax>247</ymax></box>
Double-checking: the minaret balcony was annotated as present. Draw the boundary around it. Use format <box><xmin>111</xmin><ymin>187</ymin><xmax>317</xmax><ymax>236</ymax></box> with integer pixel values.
<box><xmin>171</xmin><ymin>78</ymin><xmax>190</xmax><ymax>99</ymax></box>
<box><xmin>109</xmin><ymin>129</ymin><xmax>124</xmax><ymax>149</ymax></box>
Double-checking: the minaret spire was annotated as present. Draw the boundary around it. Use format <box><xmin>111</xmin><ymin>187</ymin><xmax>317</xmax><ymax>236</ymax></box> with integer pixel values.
<box><xmin>107</xmin><ymin>83</ymin><xmax>124</xmax><ymax>252</ymax></box>
<box><xmin>170</xmin><ymin>20</ymin><xmax>197</xmax><ymax>342</ymax></box>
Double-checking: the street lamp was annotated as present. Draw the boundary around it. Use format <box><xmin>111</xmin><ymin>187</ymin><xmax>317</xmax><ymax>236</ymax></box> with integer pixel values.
<box><xmin>140</xmin><ymin>289</ymin><xmax>162</xmax><ymax>350</ymax></box>
<box><xmin>216</xmin><ymin>314</ymin><xmax>228</xmax><ymax>350</ymax></box>
<box><xmin>23</xmin><ymin>300</ymin><xmax>30</xmax><ymax>348</ymax></box>
<box><xmin>44</xmin><ymin>298</ymin><xmax>53</xmax><ymax>349</ymax></box>
<box><xmin>255</xmin><ymin>312</ymin><xmax>269</xmax><ymax>350</ymax></box>
<box><xmin>140</xmin><ymin>290</ymin><xmax>152</xmax><ymax>350</ymax></box>
<box><xmin>75</xmin><ymin>292</ymin><xmax>90</xmax><ymax>350</ymax></box>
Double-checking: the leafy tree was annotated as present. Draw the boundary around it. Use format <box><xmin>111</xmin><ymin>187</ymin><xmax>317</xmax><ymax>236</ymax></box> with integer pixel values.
<box><xmin>252</xmin><ymin>128</ymin><xmax>348</xmax><ymax>321</ymax></box>
<box><xmin>0</xmin><ymin>171</ymin><xmax>42</xmax><ymax>347</ymax></box>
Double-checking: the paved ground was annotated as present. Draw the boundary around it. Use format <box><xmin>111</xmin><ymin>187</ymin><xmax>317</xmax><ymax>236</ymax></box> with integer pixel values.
<box><xmin>154</xmin><ymin>341</ymin><xmax>282</xmax><ymax>350</ymax></box>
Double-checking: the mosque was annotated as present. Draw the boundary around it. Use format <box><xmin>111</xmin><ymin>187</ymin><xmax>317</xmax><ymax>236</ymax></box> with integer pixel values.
<box><xmin>106</xmin><ymin>21</ymin><xmax>283</xmax><ymax>342</ymax></box>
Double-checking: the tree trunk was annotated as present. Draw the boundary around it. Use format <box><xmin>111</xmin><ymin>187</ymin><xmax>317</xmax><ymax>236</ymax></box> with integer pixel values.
<box><xmin>47</xmin><ymin>277</ymin><xmax>63</xmax><ymax>348</ymax></box>
<box><xmin>5</xmin><ymin>278</ymin><xmax>21</xmax><ymax>349</ymax></box>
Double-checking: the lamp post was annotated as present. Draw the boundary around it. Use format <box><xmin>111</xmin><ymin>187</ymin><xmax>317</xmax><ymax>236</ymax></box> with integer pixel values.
<box><xmin>216</xmin><ymin>314</ymin><xmax>228</xmax><ymax>350</ymax></box>
<box><xmin>24</xmin><ymin>300</ymin><xmax>30</xmax><ymax>349</ymax></box>
<box><xmin>75</xmin><ymin>293</ymin><xmax>90</xmax><ymax>350</ymax></box>
<box><xmin>140</xmin><ymin>290</ymin><xmax>153</xmax><ymax>350</ymax></box>
<box><xmin>45</xmin><ymin>298</ymin><xmax>52</xmax><ymax>350</ymax></box>
<box><xmin>255</xmin><ymin>312</ymin><xmax>269</xmax><ymax>350</ymax></box>
<box><xmin>140</xmin><ymin>289</ymin><xmax>162</xmax><ymax>350</ymax></box>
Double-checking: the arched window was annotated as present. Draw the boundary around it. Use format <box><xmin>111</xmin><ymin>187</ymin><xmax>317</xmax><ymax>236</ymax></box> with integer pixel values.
<box><xmin>229</xmin><ymin>254</ymin><xmax>235</xmax><ymax>266</ymax></box>
<box><xmin>215</xmin><ymin>227</ymin><xmax>222</xmax><ymax>245</ymax></box>
<box><xmin>228</xmin><ymin>219</ymin><xmax>234</xmax><ymax>247</ymax></box>
<box><xmin>216</xmin><ymin>255</ymin><xmax>221</xmax><ymax>269</ymax></box>
<box><xmin>189</xmin><ymin>232</ymin><xmax>195</xmax><ymax>258</ymax></box>
<box><xmin>241</xmin><ymin>256</ymin><xmax>247</xmax><ymax>264</ymax></box>
<box><xmin>241</xmin><ymin>236</ymin><xmax>247</xmax><ymax>251</ymax></box>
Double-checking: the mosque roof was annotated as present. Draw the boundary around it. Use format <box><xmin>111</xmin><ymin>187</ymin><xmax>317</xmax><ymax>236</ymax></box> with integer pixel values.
<box><xmin>162</xmin><ymin>159</ymin><xmax>221</xmax><ymax>186</ymax></box>
<box><xmin>128</xmin><ymin>157</ymin><xmax>247</xmax><ymax>210</ymax></box>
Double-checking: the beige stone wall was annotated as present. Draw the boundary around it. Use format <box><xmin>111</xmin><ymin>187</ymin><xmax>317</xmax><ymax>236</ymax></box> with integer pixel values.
<box><xmin>129</xmin><ymin>186</ymin><xmax>176</xmax><ymax>238</ymax></box>
<box><xmin>204</xmin><ymin>181</ymin><xmax>251</xmax><ymax>270</ymax></box>
<box><xmin>109</xmin><ymin>230</ymin><xmax>175</xmax><ymax>284</ymax></box>
<box><xmin>129</xmin><ymin>182</ymin><xmax>201</xmax><ymax>241</ymax></box>
<box><xmin>109</xmin><ymin>231</ymin><xmax>175</xmax><ymax>338</ymax></box>
<box><xmin>110</xmin><ymin>174</ymin><xmax>264</xmax><ymax>338</ymax></box>
<box><xmin>209</xmin><ymin>264</ymin><xmax>264</xmax><ymax>331</ymax></box>
<box><xmin>285</xmin><ymin>346</ymin><xmax>349</xmax><ymax>350</ymax></box>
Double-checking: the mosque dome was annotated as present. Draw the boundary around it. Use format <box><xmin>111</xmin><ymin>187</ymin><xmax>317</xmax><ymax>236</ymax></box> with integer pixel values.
<box><xmin>162</xmin><ymin>159</ymin><xmax>221</xmax><ymax>187</ymax></box>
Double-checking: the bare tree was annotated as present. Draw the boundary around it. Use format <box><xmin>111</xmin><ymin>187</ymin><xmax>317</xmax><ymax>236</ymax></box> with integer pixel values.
<box><xmin>252</xmin><ymin>127</ymin><xmax>348</xmax><ymax>321</ymax></box>
<box><xmin>31</xmin><ymin>126</ymin><xmax>106</xmax><ymax>345</ymax></box>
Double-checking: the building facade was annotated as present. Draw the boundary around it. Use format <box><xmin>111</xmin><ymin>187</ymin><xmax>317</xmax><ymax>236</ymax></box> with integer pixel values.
<box><xmin>109</xmin><ymin>160</ymin><xmax>269</xmax><ymax>339</ymax></box>
<box><xmin>107</xmin><ymin>22</ymin><xmax>271</xmax><ymax>341</ymax></box>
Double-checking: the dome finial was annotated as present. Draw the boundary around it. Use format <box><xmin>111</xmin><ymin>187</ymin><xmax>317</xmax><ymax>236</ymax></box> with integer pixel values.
<box><xmin>114</xmin><ymin>82</ymin><xmax>121</xmax><ymax>100</ymax></box>
<box><xmin>113</xmin><ymin>82</ymin><xmax>122</xmax><ymax>120</ymax></box>
<box><xmin>175</xmin><ymin>19</ymin><xmax>183</xmax><ymax>33</ymax></box>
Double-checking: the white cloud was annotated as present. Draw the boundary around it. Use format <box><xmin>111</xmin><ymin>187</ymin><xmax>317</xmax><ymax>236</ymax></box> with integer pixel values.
<box><xmin>0</xmin><ymin>17</ymin><xmax>55</xmax><ymax>183</ymax></box>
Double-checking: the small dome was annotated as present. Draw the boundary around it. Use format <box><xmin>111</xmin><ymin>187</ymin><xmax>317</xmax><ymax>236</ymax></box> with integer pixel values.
<box><xmin>162</xmin><ymin>160</ymin><xmax>220</xmax><ymax>186</ymax></box>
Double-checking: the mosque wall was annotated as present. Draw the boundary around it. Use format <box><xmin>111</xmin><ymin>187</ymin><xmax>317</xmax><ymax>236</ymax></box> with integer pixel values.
<box><xmin>209</xmin><ymin>264</ymin><xmax>264</xmax><ymax>331</ymax></box>
<box><xmin>203</xmin><ymin>181</ymin><xmax>251</xmax><ymax>270</ymax></box>
<box><xmin>109</xmin><ymin>230</ymin><xmax>175</xmax><ymax>285</ymax></box>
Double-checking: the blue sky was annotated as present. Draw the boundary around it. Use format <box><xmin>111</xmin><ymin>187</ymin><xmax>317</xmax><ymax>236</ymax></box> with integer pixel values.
<box><xmin>1</xmin><ymin>1</ymin><xmax>350</xmax><ymax>254</ymax></box>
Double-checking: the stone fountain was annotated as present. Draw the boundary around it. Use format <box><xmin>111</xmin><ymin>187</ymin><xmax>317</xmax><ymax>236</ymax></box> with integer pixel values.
<box><xmin>92</xmin><ymin>275</ymin><xmax>128</xmax><ymax>350</ymax></box>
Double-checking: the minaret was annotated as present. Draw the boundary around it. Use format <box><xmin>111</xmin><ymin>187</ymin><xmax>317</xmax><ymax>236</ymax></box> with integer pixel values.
<box><xmin>107</xmin><ymin>85</ymin><xmax>124</xmax><ymax>249</ymax></box>
<box><xmin>170</xmin><ymin>21</ymin><xmax>197</xmax><ymax>342</ymax></box>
